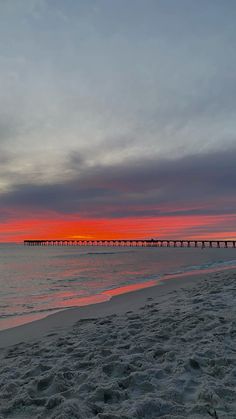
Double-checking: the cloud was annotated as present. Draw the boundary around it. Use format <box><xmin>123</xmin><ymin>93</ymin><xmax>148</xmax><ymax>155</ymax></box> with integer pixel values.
<box><xmin>0</xmin><ymin>0</ymin><xmax>236</xmax><ymax>232</ymax></box>
<box><xmin>0</xmin><ymin>147</ymin><xmax>235</xmax><ymax>220</ymax></box>
<box><xmin>0</xmin><ymin>0</ymin><xmax>236</xmax><ymax>170</ymax></box>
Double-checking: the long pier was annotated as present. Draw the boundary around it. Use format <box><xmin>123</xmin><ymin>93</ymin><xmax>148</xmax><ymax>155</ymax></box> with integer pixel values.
<box><xmin>24</xmin><ymin>239</ymin><xmax>236</xmax><ymax>249</ymax></box>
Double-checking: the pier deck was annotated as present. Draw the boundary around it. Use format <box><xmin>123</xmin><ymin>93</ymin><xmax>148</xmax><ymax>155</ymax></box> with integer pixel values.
<box><xmin>24</xmin><ymin>239</ymin><xmax>236</xmax><ymax>249</ymax></box>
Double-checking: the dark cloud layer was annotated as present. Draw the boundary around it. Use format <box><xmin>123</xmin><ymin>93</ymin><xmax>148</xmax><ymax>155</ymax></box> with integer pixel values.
<box><xmin>1</xmin><ymin>147</ymin><xmax>236</xmax><ymax>219</ymax></box>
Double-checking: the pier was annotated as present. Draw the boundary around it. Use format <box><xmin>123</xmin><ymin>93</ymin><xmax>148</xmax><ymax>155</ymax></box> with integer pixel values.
<box><xmin>24</xmin><ymin>239</ymin><xmax>236</xmax><ymax>249</ymax></box>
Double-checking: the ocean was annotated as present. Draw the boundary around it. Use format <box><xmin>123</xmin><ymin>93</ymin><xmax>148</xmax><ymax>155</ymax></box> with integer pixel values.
<box><xmin>1</xmin><ymin>243</ymin><xmax>236</xmax><ymax>330</ymax></box>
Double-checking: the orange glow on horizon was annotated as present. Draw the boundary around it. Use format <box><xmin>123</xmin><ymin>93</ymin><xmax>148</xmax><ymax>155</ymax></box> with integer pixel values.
<box><xmin>0</xmin><ymin>212</ymin><xmax>236</xmax><ymax>242</ymax></box>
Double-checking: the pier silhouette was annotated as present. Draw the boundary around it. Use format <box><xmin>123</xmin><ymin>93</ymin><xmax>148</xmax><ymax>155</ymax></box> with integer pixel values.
<box><xmin>24</xmin><ymin>239</ymin><xmax>236</xmax><ymax>249</ymax></box>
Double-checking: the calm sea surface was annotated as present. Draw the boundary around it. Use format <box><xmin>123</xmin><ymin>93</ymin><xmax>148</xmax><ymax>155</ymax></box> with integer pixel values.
<box><xmin>0</xmin><ymin>243</ymin><xmax>236</xmax><ymax>330</ymax></box>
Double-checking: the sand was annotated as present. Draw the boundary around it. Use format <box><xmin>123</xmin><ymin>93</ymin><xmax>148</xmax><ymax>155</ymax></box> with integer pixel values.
<box><xmin>0</xmin><ymin>270</ymin><xmax>236</xmax><ymax>418</ymax></box>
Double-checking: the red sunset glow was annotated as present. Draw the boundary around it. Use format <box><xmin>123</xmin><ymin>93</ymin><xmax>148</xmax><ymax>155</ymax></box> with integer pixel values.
<box><xmin>1</xmin><ymin>213</ymin><xmax>236</xmax><ymax>243</ymax></box>
<box><xmin>0</xmin><ymin>1</ymin><xmax>236</xmax><ymax>243</ymax></box>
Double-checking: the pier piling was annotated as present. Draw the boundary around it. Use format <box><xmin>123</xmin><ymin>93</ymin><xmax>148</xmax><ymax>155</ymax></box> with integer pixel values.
<box><xmin>24</xmin><ymin>239</ymin><xmax>236</xmax><ymax>249</ymax></box>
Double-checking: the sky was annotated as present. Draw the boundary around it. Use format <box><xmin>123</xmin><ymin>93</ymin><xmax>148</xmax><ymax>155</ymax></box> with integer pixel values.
<box><xmin>0</xmin><ymin>0</ymin><xmax>236</xmax><ymax>242</ymax></box>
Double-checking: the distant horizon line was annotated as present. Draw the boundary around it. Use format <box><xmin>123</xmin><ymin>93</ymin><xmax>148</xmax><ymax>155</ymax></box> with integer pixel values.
<box><xmin>1</xmin><ymin>237</ymin><xmax>236</xmax><ymax>244</ymax></box>
<box><xmin>23</xmin><ymin>238</ymin><xmax>236</xmax><ymax>243</ymax></box>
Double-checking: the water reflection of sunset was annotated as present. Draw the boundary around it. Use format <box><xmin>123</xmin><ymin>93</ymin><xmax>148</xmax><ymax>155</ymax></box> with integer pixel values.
<box><xmin>104</xmin><ymin>280</ymin><xmax>159</xmax><ymax>297</ymax></box>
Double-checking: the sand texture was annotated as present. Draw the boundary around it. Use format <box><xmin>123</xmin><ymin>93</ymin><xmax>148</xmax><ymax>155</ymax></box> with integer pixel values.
<box><xmin>0</xmin><ymin>271</ymin><xmax>236</xmax><ymax>418</ymax></box>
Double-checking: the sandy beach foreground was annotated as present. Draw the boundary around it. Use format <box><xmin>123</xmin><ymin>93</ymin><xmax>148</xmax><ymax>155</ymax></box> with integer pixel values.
<box><xmin>0</xmin><ymin>270</ymin><xmax>236</xmax><ymax>418</ymax></box>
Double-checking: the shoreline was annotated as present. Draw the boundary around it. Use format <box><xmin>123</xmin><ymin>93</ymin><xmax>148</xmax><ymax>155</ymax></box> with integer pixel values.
<box><xmin>0</xmin><ymin>268</ymin><xmax>236</xmax><ymax>417</ymax></box>
<box><xmin>1</xmin><ymin>266</ymin><xmax>235</xmax><ymax>348</ymax></box>
<box><xmin>1</xmin><ymin>245</ymin><xmax>236</xmax><ymax>334</ymax></box>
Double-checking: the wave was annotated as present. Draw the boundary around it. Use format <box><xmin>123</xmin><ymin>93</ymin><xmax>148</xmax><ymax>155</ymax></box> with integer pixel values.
<box><xmin>1</xmin><ymin>254</ymin><xmax>236</xmax><ymax>323</ymax></box>
<box><xmin>164</xmin><ymin>258</ymin><xmax>236</xmax><ymax>277</ymax></box>
<box><xmin>85</xmin><ymin>251</ymin><xmax>131</xmax><ymax>255</ymax></box>
<box><xmin>52</xmin><ymin>250</ymin><xmax>134</xmax><ymax>259</ymax></box>
<box><xmin>0</xmin><ymin>295</ymin><xmax>110</xmax><ymax>320</ymax></box>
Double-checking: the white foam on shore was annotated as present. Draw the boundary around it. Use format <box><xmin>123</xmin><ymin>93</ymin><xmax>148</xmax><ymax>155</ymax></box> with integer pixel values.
<box><xmin>0</xmin><ymin>270</ymin><xmax>236</xmax><ymax>418</ymax></box>
<box><xmin>2</xmin><ymin>261</ymin><xmax>236</xmax><ymax>332</ymax></box>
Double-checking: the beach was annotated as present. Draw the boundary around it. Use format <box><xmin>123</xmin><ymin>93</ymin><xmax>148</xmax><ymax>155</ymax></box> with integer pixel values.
<box><xmin>1</xmin><ymin>0</ymin><xmax>236</xmax><ymax>417</ymax></box>
<box><xmin>0</xmin><ymin>269</ymin><xmax>236</xmax><ymax>418</ymax></box>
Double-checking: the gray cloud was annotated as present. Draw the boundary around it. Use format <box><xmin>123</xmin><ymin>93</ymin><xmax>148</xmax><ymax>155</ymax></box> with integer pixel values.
<box><xmin>0</xmin><ymin>0</ymin><xmax>236</xmax><ymax>236</ymax></box>
<box><xmin>0</xmin><ymin>116</ymin><xmax>20</xmax><ymax>144</ymax></box>
<box><xmin>0</xmin><ymin>147</ymin><xmax>235</xmax><ymax>219</ymax></box>
<box><xmin>0</xmin><ymin>0</ymin><xmax>236</xmax><ymax>166</ymax></box>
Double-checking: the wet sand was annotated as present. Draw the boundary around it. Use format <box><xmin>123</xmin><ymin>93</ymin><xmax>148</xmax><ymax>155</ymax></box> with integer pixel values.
<box><xmin>0</xmin><ymin>270</ymin><xmax>236</xmax><ymax>418</ymax></box>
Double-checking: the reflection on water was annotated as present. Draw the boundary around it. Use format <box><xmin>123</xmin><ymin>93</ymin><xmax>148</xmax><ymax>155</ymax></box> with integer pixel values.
<box><xmin>0</xmin><ymin>244</ymin><xmax>236</xmax><ymax>330</ymax></box>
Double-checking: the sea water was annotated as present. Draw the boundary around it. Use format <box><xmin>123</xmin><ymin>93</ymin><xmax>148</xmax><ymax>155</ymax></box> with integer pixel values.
<box><xmin>0</xmin><ymin>243</ymin><xmax>236</xmax><ymax>330</ymax></box>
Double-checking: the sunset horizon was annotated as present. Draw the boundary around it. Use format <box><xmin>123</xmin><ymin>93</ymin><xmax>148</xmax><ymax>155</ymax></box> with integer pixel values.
<box><xmin>1</xmin><ymin>1</ymin><xmax>236</xmax><ymax>242</ymax></box>
<box><xmin>1</xmin><ymin>2</ymin><xmax>236</xmax><ymax>417</ymax></box>
<box><xmin>2</xmin><ymin>213</ymin><xmax>236</xmax><ymax>243</ymax></box>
